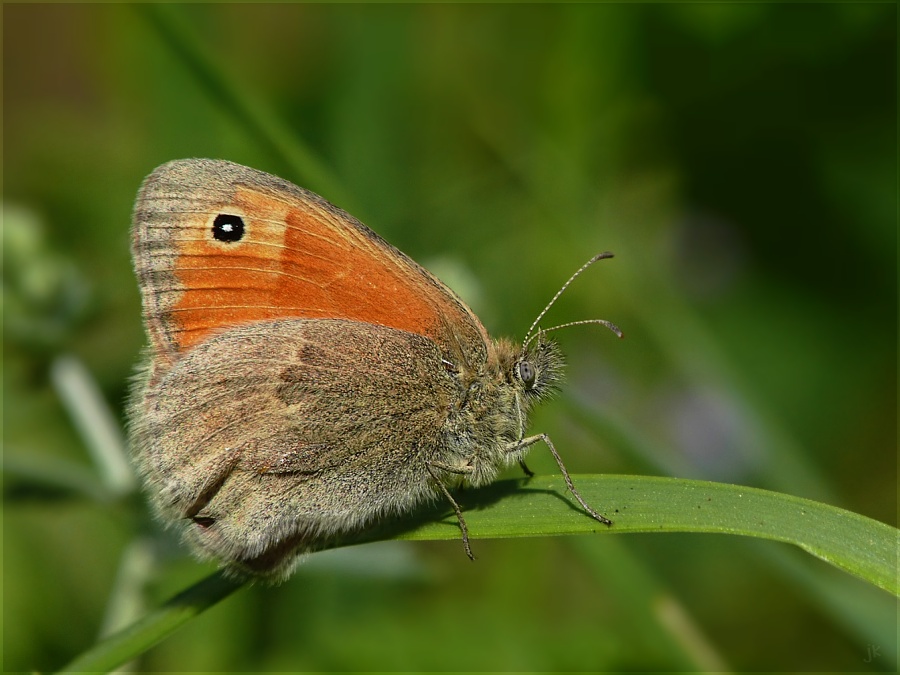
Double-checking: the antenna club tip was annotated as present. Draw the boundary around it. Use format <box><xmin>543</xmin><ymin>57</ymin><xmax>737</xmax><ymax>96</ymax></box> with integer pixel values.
<box><xmin>604</xmin><ymin>321</ymin><xmax>624</xmax><ymax>339</ymax></box>
<box><xmin>593</xmin><ymin>251</ymin><xmax>615</xmax><ymax>262</ymax></box>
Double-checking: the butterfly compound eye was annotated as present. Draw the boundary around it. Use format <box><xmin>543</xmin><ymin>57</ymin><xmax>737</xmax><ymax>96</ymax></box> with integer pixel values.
<box><xmin>212</xmin><ymin>213</ymin><xmax>245</xmax><ymax>243</ymax></box>
<box><xmin>517</xmin><ymin>360</ymin><xmax>536</xmax><ymax>388</ymax></box>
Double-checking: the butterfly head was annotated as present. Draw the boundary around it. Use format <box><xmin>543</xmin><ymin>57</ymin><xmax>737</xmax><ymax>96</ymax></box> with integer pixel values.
<box><xmin>513</xmin><ymin>334</ymin><xmax>565</xmax><ymax>404</ymax></box>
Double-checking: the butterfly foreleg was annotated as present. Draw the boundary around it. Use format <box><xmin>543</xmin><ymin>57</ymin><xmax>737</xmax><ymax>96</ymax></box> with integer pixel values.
<box><xmin>507</xmin><ymin>433</ymin><xmax>612</xmax><ymax>527</ymax></box>
<box><xmin>425</xmin><ymin>461</ymin><xmax>475</xmax><ymax>560</ymax></box>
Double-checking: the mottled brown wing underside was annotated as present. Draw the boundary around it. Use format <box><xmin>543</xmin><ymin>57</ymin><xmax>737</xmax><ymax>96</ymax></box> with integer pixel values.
<box><xmin>130</xmin><ymin>319</ymin><xmax>459</xmax><ymax>575</ymax></box>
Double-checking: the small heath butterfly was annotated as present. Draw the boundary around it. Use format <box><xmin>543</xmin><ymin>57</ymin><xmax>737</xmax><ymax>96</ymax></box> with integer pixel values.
<box><xmin>129</xmin><ymin>159</ymin><xmax>621</xmax><ymax>579</ymax></box>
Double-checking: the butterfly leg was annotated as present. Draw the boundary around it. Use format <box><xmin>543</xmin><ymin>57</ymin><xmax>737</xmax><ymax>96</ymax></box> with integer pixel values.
<box><xmin>425</xmin><ymin>462</ymin><xmax>475</xmax><ymax>560</ymax></box>
<box><xmin>514</xmin><ymin>434</ymin><xmax>613</xmax><ymax>526</ymax></box>
<box><xmin>511</xmin><ymin>393</ymin><xmax>534</xmax><ymax>478</ymax></box>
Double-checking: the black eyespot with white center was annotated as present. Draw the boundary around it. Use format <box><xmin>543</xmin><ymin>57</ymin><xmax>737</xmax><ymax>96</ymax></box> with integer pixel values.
<box><xmin>212</xmin><ymin>213</ymin><xmax>245</xmax><ymax>242</ymax></box>
<box><xmin>518</xmin><ymin>360</ymin><xmax>536</xmax><ymax>388</ymax></box>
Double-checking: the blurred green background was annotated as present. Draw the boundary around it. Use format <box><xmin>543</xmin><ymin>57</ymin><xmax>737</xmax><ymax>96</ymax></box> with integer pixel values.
<box><xmin>4</xmin><ymin>3</ymin><xmax>896</xmax><ymax>672</ymax></box>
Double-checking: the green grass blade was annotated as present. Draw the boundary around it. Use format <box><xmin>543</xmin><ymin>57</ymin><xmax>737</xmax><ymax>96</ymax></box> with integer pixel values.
<box><xmin>359</xmin><ymin>474</ymin><xmax>898</xmax><ymax>595</ymax></box>
<box><xmin>56</xmin><ymin>572</ymin><xmax>244</xmax><ymax>674</ymax></box>
<box><xmin>56</xmin><ymin>474</ymin><xmax>897</xmax><ymax>672</ymax></box>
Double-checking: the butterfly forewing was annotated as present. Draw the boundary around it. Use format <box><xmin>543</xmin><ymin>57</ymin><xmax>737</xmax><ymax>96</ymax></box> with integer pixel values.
<box><xmin>132</xmin><ymin>159</ymin><xmax>489</xmax><ymax>371</ymax></box>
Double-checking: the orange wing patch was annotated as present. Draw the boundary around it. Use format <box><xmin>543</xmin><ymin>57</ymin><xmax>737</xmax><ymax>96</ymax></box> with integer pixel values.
<box><xmin>169</xmin><ymin>187</ymin><xmax>465</xmax><ymax>354</ymax></box>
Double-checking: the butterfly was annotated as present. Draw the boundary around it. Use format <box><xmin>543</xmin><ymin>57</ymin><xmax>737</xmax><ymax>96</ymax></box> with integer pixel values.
<box><xmin>128</xmin><ymin>159</ymin><xmax>620</xmax><ymax>579</ymax></box>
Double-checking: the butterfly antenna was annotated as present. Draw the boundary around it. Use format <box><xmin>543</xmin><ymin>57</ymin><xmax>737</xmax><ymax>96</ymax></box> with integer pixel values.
<box><xmin>523</xmin><ymin>251</ymin><xmax>616</xmax><ymax>345</ymax></box>
<box><xmin>525</xmin><ymin>319</ymin><xmax>623</xmax><ymax>348</ymax></box>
